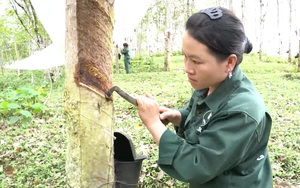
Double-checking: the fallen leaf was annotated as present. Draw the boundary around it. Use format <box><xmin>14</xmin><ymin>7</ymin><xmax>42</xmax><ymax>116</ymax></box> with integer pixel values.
<box><xmin>34</xmin><ymin>180</ymin><xmax>39</xmax><ymax>185</ymax></box>
<box><xmin>157</xmin><ymin>170</ymin><xmax>164</xmax><ymax>180</ymax></box>
<box><xmin>135</xmin><ymin>123</ymin><xmax>143</xmax><ymax>129</ymax></box>
<box><xmin>16</xmin><ymin>147</ymin><xmax>21</xmax><ymax>151</ymax></box>
<box><xmin>166</xmin><ymin>179</ymin><xmax>175</xmax><ymax>186</ymax></box>
<box><xmin>5</xmin><ymin>166</ymin><xmax>14</xmax><ymax>177</ymax></box>
<box><xmin>54</xmin><ymin>172</ymin><xmax>61</xmax><ymax>179</ymax></box>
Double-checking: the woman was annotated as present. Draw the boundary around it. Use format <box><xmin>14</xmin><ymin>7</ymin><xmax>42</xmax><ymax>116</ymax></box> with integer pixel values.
<box><xmin>136</xmin><ymin>7</ymin><xmax>273</xmax><ymax>188</ymax></box>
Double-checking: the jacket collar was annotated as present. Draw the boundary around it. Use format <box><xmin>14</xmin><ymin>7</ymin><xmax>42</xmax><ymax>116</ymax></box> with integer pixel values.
<box><xmin>196</xmin><ymin>66</ymin><xmax>244</xmax><ymax>112</ymax></box>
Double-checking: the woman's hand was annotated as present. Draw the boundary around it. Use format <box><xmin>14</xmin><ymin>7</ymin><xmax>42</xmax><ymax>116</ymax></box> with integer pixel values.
<box><xmin>159</xmin><ymin>107</ymin><xmax>182</xmax><ymax>126</ymax></box>
<box><xmin>136</xmin><ymin>94</ymin><xmax>161</xmax><ymax>127</ymax></box>
<box><xmin>136</xmin><ymin>94</ymin><xmax>167</xmax><ymax>144</ymax></box>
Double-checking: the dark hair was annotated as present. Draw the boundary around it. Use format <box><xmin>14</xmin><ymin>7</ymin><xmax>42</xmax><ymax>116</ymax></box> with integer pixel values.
<box><xmin>185</xmin><ymin>7</ymin><xmax>252</xmax><ymax>66</ymax></box>
<box><xmin>123</xmin><ymin>43</ymin><xmax>129</xmax><ymax>47</ymax></box>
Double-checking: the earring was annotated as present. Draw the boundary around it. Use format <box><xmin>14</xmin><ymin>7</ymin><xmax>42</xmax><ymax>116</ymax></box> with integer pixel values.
<box><xmin>228</xmin><ymin>69</ymin><xmax>232</xmax><ymax>79</ymax></box>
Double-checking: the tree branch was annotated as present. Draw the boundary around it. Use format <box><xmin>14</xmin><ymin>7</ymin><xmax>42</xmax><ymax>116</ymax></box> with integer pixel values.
<box><xmin>263</xmin><ymin>0</ymin><xmax>269</xmax><ymax>19</ymax></box>
<box><xmin>9</xmin><ymin>0</ymin><xmax>41</xmax><ymax>48</ymax></box>
<box><xmin>12</xmin><ymin>0</ymin><xmax>29</xmax><ymax>17</ymax></box>
<box><xmin>28</xmin><ymin>0</ymin><xmax>44</xmax><ymax>47</ymax></box>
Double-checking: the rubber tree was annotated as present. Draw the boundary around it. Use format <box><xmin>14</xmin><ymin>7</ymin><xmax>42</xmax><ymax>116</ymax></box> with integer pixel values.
<box><xmin>298</xmin><ymin>0</ymin><xmax>300</xmax><ymax>71</ymax></box>
<box><xmin>164</xmin><ymin>0</ymin><xmax>173</xmax><ymax>71</ymax></box>
<box><xmin>277</xmin><ymin>0</ymin><xmax>283</xmax><ymax>56</ymax></box>
<box><xmin>241</xmin><ymin>0</ymin><xmax>246</xmax><ymax>25</ymax></box>
<box><xmin>164</xmin><ymin>30</ymin><xmax>171</xmax><ymax>71</ymax></box>
<box><xmin>64</xmin><ymin>0</ymin><xmax>115</xmax><ymax>187</ymax></box>
<box><xmin>259</xmin><ymin>0</ymin><xmax>269</xmax><ymax>60</ymax></box>
<box><xmin>298</xmin><ymin>27</ymin><xmax>300</xmax><ymax>72</ymax></box>
<box><xmin>288</xmin><ymin>0</ymin><xmax>292</xmax><ymax>62</ymax></box>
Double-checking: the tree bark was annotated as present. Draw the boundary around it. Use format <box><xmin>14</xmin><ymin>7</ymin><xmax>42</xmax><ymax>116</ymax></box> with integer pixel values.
<box><xmin>190</xmin><ymin>0</ymin><xmax>195</xmax><ymax>14</ymax></box>
<box><xmin>0</xmin><ymin>53</ymin><xmax>3</xmax><ymax>75</ymax></box>
<box><xmin>241</xmin><ymin>0</ymin><xmax>246</xmax><ymax>25</ymax></box>
<box><xmin>164</xmin><ymin>31</ymin><xmax>171</xmax><ymax>71</ymax></box>
<box><xmin>255</xmin><ymin>0</ymin><xmax>259</xmax><ymax>46</ymax></box>
<box><xmin>277</xmin><ymin>0</ymin><xmax>282</xmax><ymax>56</ymax></box>
<box><xmin>259</xmin><ymin>0</ymin><xmax>264</xmax><ymax>60</ymax></box>
<box><xmin>298</xmin><ymin>27</ymin><xmax>300</xmax><ymax>72</ymax></box>
<box><xmin>115</xmin><ymin>45</ymin><xmax>120</xmax><ymax>74</ymax></box>
<box><xmin>14</xmin><ymin>42</ymin><xmax>21</xmax><ymax>78</ymax></box>
<box><xmin>288</xmin><ymin>0</ymin><xmax>292</xmax><ymax>62</ymax></box>
<box><xmin>65</xmin><ymin>0</ymin><xmax>115</xmax><ymax>188</ymax></box>
<box><xmin>259</xmin><ymin>0</ymin><xmax>269</xmax><ymax>60</ymax></box>
<box><xmin>186</xmin><ymin>0</ymin><xmax>190</xmax><ymax>21</ymax></box>
<box><xmin>228</xmin><ymin>0</ymin><xmax>234</xmax><ymax>13</ymax></box>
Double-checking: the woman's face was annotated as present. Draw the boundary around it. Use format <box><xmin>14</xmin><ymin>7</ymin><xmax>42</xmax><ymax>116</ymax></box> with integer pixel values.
<box><xmin>182</xmin><ymin>31</ymin><xmax>230</xmax><ymax>90</ymax></box>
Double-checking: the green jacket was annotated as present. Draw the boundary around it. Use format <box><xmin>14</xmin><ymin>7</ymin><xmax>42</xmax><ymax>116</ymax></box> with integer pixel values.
<box><xmin>157</xmin><ymin>66</ymin><xmax>273</xmax><ymax>188</ymax></box>
<box><xmin>121</xmin><ymin>48</ymin><xmax>131</xmax><ymax>63</ymax></box>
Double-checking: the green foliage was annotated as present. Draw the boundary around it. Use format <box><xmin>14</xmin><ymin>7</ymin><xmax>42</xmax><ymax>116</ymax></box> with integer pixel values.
<box><xmin>0</xmin><ymin>87</ymin><xmax>49</xmax><ymax>126</ymax></box>
<box><xmin>152</xmin><ymin>52</ymin><xmax>165</xmax><ymax>57</ymax></box>
<box><xmin>129</xmin><ymin>54</ymin><xmax>163</xmax><ymax>72</ymax></box>
<box><xmin>263</xmin><ymin>55</ymin><xmax>288</xmax><ymax>64</ymax></box>
<box><xmin>172</xmin><ymin>50</ymin><xmax>183</xmax><ymax>56</ymax></box>
<box><xmin>0</xmin><ymin>69</ymin><xmax>46</xmax><ymax>90</ymax></box>
<box><xmin>147</xmin><ymin>50</ymin><xmax>183</xmax><ymax>57</ymax></box>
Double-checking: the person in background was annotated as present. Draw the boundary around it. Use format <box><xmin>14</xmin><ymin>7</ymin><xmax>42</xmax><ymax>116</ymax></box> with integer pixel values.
<box><xmin>121</xmin><ymin>43</ymin><xmax>131</xmax><ymax>74</ymax></box>
<box><xmin>135</xmin><ymin>7</ymin><xmax>273</xmax><ymax>188</ymax></box>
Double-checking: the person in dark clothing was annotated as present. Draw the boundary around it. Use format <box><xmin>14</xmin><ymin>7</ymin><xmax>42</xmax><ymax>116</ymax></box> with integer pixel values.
<box><xmin>135</xmin><ymin>7</ymin><xmax>273</xmax><ymax>188</ymax></box>
<box><xmin>121</xmin><ymin>43</ymin><xmax>131</xmax><ymax>74</ymax></box>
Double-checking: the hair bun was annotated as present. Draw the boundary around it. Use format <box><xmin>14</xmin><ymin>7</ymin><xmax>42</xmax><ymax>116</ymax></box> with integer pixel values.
<box><xmin>244</xmin><ymin>38</ymin><xmax>253</xmax><ymax>54</ymax></box>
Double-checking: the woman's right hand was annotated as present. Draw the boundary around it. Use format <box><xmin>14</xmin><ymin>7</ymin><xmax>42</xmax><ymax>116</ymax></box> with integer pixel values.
<box><xmin>159</xmin><ymin>107</ymin><xmax>182</xmax><ymax>126</ymax></box>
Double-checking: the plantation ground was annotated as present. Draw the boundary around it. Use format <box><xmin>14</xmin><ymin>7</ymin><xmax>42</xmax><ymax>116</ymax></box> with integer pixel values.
<box><xmin>0</xmin><ymin>54</ymin><xmax>300</xmax><ymax>187</ymax></box>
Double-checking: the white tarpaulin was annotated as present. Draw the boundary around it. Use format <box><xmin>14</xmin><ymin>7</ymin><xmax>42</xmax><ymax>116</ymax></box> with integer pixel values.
<box><xmin>5</xmin><ymin>0</ymin><xmax>65</xmax><ymax>70</ymax></box>
<box><xmin>5</xmin><ymin>0</ymin><xmax>153</xmax><ymax>70</ymax></box>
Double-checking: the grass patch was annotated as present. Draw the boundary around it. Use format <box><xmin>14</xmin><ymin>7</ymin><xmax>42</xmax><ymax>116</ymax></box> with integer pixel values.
<box><xmin>0</xmin><ymin>53</ymin><xmax>300</xmax><ymax>187</ymax></box>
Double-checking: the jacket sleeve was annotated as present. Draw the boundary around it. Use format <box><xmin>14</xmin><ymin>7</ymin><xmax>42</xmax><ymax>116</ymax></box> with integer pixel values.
<box><xmin>121</xmin><ymin>48</ymin><xmax>129</xmax><ymax>54</ymax></box>
<box><xmin>174</xmin><ymin>94</ymin><xmax>195</xmax><ymax>138</ymax></box>
<box><xmin>157</xmin><ymin>112</ymin><xmax>259</xmax><ymax>184</ymax></box>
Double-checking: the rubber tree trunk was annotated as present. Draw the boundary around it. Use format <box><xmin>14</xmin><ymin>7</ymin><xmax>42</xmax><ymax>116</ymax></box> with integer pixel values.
<box><xmin>0</xmin><ymin>52</ymin><xmax>4</xmax><ymax>76</ymax></box>
<box><xmin>164</xmin><ymin>31</ymin><xmax>171</xmax><ymax>71</ymax></box>
<box><xmin>241</xmin><ymin>0</ymin><xmax>246</xmax><ymax>25</ymax></box>
<box><xmin>228</xmin><ymin>0</ymin><xmax>234</xmax><ymax>13</ymax></box>
<box><xmin>14</xmin><ymin>42</ymin><xmax>21</xmax><ymax>78</ymax></box>
<box><xmin>0</xmin><ymin>62</ymin><xmax>3</xmax><ymax>76</ymax></box>
<box><xmin>298</xmin><ymin>29</ymin><xmax>300</xmax><ymax>72</ymax></box>
<box><xmin>115</xmin><ymin>45</ymin><xmax>120</xmax><ymax>74</ymax></box>
<box><xmin>277</xmin><ymin>0</ymin><xmax>282</xmax><ymax>56</ymax></box>
<box><xmin>259</xmin><ymin>0</ymin><xmax>264</xmax><ymax>60</ymax></box>
<box><xmin>186</xmin><ymin>0</ymin><xmax>190</xmax><ymax>21</ymax></box>
<box><xmin>288</xmin><ymin>0</ymin><xmax>292</xmax><ymax>62</ymax></box>
<box><xmin>64</xmin><ymin>0</ymin><xmax>115</xmax><ymax>188</ymax></box>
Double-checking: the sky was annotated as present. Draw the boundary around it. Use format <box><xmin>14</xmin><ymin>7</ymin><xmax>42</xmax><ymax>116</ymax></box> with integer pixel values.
<box><xmin>113</xmin><ymin>0</ymin><xmax>154</xmax><ymax>46</ymax></box>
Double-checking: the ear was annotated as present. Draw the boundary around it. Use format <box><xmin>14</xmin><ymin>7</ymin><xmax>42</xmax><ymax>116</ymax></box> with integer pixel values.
<box><xmin>226</xmin><ymin>54</ymin><xmax>237</xmax><ymax>72</ymax></box>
